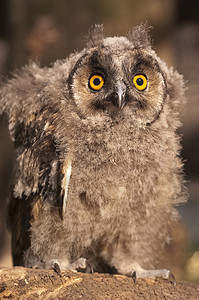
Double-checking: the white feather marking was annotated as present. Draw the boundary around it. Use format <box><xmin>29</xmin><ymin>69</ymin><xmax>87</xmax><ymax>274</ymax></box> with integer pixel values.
<box><xmin>43</xmin><ymin>121</ymin><xmax>50</xmax><ymax>131</ymax></box>
<box><xmin>62</xmin><ymin>163</ymin><xmax>72</xmax><ymax>215</ymax></box>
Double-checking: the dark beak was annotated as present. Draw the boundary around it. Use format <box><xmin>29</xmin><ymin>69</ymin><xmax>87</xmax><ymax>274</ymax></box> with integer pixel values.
<box><xmin>115</xmin><ymin>81</ymin><xmax>126</xmax><ymax>109</ymax></box>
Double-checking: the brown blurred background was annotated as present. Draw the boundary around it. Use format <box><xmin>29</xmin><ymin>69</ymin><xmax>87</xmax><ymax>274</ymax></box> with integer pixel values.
<box><xmin>0</xmin><ymin>0</ymin><xmax>199</xmax><ymax>283</ymax></box>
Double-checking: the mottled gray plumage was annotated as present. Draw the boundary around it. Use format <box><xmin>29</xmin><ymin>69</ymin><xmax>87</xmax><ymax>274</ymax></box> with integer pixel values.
<box><xmin>0</xmin><ymin>24</ymin><xmax>186</xmax><ymax>279</ymax></box>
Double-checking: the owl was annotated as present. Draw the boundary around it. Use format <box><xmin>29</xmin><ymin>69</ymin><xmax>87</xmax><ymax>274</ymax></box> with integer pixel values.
<box><xmin>0</xmin><ymin>24</ymin><xmax>186</xmax><ymax>281</ymax></box>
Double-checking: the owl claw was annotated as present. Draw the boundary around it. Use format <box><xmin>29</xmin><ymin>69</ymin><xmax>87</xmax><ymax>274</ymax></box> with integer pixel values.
<box><xmin>168</xmin><ymin>271</ymin><xmax>176</xmax><ymax>285</ymax></box>
<box><xmin>52</xmin><ymin>260</ymin><xmax>62</xmax><ymax>277</ymax></box>
<box><xmin>131</xmin><ymin>271</ymin><xmax>137</xmax><ymax>283</ymax></box>
<box><xmin>86</xmin><ymin>260</ymin><xmax>94</xmax><ymax>274</ymax></box>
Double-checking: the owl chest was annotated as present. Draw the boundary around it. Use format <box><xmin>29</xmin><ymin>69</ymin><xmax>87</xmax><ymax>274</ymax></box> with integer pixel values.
<box><xmin>62</xmin><ymin>127</ymin><xmax>167</xmax><ymax>247</ymax></box>
<box><xmin>65</xmin><ymin>127</ymin><xmax>146</xmax><ymax>213</ymax></box>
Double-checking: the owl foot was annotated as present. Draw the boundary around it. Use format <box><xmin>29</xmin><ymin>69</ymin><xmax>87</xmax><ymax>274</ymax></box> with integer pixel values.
<box><xmin>52</xmin><ymin>257</ymin><xmax>93</xmax><ymax>276</ymax></box>
<box><xmin>69</xmin><ymin>257</ymin><xmax>94</xmax><ymax>273</ymax></box>
<box><xmin>129</xmin><ymin>269</ymin><xmax>176</xmax><ymax>285</ymax></box>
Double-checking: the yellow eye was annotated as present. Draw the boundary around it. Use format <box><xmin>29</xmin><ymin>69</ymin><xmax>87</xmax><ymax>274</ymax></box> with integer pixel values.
<box><xmin>133</xmin><ymin>74</ymin><xmax>148</xmax><ymax>91</ymax></box>
<box><xmin>89</xmin><ymin>74</ymin><xmax>104</xmax><ymax>91</ymax></box>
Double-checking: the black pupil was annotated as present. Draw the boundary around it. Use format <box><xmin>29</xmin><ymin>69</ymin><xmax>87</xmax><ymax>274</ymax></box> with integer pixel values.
<box><xmin>136</xmin><ymin>77</ymin><xmax>144</xmax><ymax>86</ymax></box>
<box><xmin>93</xmin><ymin>77</ymin><xmax>101</xmax><ymax>86</ymax></box>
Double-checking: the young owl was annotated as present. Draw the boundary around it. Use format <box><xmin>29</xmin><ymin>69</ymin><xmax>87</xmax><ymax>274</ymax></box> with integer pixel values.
<box><xmin>0</xmin><ymin>24</ymin><xmax>186</xmax><ymax>280</ymax></box>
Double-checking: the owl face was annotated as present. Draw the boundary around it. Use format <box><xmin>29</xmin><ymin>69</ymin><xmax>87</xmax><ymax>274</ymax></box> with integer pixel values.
<box><xmin>68</xmin><ymin>36</ymin><xmax>167</xmax><ymax>126</ymax></box>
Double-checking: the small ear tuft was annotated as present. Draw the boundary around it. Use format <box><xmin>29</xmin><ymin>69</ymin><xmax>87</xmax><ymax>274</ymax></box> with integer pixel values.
<box><xmin>127</xmin><ymin>22</ymin><xmax>152</xmax><ymax>48</ymax></box>
<box><xmin>86</xmin><ymin>24</ymin><xmax>104</xmax><ymax>48</ymax></box>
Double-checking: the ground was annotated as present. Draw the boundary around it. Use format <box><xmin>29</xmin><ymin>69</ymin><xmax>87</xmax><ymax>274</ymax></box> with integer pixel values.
<box><xmin>0</xmin><ymin>267</ymin><xmax>198</xmax><ymax>299</ymax></box>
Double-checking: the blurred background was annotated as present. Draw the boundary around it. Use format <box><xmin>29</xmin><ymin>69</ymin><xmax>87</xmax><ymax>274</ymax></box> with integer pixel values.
<box><xmin>0</xmin><ymin>0</ymin><xmax>198</xmax><ymax>283</ymax></box>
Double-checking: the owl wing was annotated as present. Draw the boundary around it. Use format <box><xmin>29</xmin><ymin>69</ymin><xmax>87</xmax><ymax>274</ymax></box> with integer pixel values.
<box><xmin>0</xmin><ymin>64</ymin><xmax>65</xmax><ymax>264</ymax></box>
<box><xmin>8</xmin><ymin>110</ymin><xmax>64</xmax><ymax>265</ymax></box>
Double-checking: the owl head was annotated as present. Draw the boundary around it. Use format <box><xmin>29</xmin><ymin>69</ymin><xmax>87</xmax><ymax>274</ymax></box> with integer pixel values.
<box><xmin>68</xmin><ymin>24</ymin><xmax>184</xmax><ymax>127</ymax></box>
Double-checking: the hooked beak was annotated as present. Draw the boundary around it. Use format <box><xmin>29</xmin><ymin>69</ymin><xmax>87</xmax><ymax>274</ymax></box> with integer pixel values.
<box><xmin>115</xmin><ymin>81</ymin><xmax>126</xmax><ymax>110</ymax></box>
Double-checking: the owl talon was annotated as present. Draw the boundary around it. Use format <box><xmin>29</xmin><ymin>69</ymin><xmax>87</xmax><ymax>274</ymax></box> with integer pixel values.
<box><xmin>131</xmin><ymin>271</ymin><xmax>137</xmax><ymax>283</ymax></box>
<box><xmin>86</xmin><ymin>260</ymin><xmax>94</xmax><ymax>274</ymax></box>
<box><xmin>52</xmin><ymin>260</ymin><xmax>62</xmax><ymax>277</ymax></box>
<box><xmin>168</xmin><ymin>271</ymin><xmax>176</xmax><ymax>285</ymax></box>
